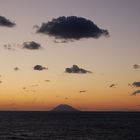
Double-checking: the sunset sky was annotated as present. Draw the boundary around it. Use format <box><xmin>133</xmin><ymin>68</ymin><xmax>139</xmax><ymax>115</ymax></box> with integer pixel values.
<box><xmin>0</xmin><ymin>0</ymin><xmax>140</xmax><ymax>111</ymax></box>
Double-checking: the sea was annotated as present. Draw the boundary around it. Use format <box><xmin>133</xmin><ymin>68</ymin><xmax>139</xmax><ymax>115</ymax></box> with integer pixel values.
<box><xmin>0</xmin><ymin>111</ymin><xmax>140</xmax><ymax>140</ymax></box>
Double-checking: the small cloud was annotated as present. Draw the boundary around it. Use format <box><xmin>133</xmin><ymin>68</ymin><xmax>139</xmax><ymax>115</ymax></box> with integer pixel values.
<box><xmin>30</xmin><ymin>84</ymin><xmax>39</xmax><ymax>87</ymax></box>
<box><xmin>22</xmin><ymin>41</ymin><xmax>42</xmax><ymax>50</ymax></box>
<box><xmin>22</xmin><ymin>86</ymin><xmax>37</xmax><ymax>93</ymax></box>
<box><xmin>131</xmin><ymin>90</ymin><xmax>140</xmax><ymax>96</ymax></box>
<box><xmin>3</xmin><ymin>44</ymin><xmax>16</xmax><ymax>51</ymax></box>
<box><xmin>22</xmin><ymin>87</ymin><xmax>26</xmax><ymax>90</ymax></box>
<box><xmin>65</xmin><ymin>65</ymin><xmax>92</xmax><ymax>74</ymax></box>
<box><xmin>14</xmin><ymin>67</ymin><xmax>19</xmax><ymax>71</ymax></box>
<box><xmin>65</xmin><ymin>97</ymin><xmax>69</xmax><ymax>100</ymax></box>
<box><xmin>109</xmin><ymin>84</ymin><xmax>117</xmax><ymax>88</ymax></box>
<box><xmin>36</xmin><ymin>16</ymin><xmax>109</xmax><ymax>40</ymax></box>
<box><xmin>0</xmin><ymin>80</ymin><xmax>2</xmax><ymax>84</ymax></box>
<box><xmin>0</xmin><ymin>16</ymin><xmax>15</xmax><ymax>27</ymax></box>
<box><xmin>132</xmin><ymin>82</ymin><xmax>140</xmax><ymax>88</ymax></box>
<box><xmin>45</xmin><ymin>80</ymin><xmax>50</xmax><ymax>82</ymax></box>
<box><xmin>33</xmin><ymin>65</ymin><xmax>47</xmax><ymax>71</ymax></box>
<box><xmin>33</xmin><ymin>25</ymin><xmax>39</xmax><ymax>29</ymax></box>
<box><xmin>133</xmin><ymin>64</ymin><xmax>140</xmax><ymax>69</ymax></box>
<box><xmin>128</xmin><ymin>83</ymin><xmax>131</xmax><ymax>86</ymax></box>
<box><xmin>32</xmin><ymin>90</ymin><xmax>36</xmax><ymax>93</ymax></box>
<box><xmin>79</xmin><ymin>90</ymin><xmax>86</xmax><ymax>93</ymax></box>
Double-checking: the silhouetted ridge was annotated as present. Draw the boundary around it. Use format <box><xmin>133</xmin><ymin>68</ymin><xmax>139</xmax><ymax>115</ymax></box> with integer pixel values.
<box><xmin>51</xmin><ymin>104</ymin><xmax>79</xmax><ymax>112</ymax></box>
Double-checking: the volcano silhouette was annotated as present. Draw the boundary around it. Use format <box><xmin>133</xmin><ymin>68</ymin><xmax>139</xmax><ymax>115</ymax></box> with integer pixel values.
<box><xmin>51</xmin><ymin>104</ymin><xmax>79</xmax><ymax>112</ymax></box>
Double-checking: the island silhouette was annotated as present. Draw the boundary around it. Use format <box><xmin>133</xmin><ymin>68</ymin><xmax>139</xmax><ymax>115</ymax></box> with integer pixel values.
<box><xmin>51</xmin><ymin>104</ymin><xmax>79</xmax><ymax>112</ymax></box>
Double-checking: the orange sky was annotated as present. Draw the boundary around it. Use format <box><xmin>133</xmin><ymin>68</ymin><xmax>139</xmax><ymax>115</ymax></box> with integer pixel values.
<box><xmin>0</xmin><ymin>0</ymin><xmax>140</xmax><ymax>111</ymax></box>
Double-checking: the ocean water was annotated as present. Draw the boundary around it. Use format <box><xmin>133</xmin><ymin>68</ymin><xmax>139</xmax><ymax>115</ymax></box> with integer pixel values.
<box><xmin>0</xmin><ymin>112</ymin><xmax>140</xmax><ymax>140</ymax></box>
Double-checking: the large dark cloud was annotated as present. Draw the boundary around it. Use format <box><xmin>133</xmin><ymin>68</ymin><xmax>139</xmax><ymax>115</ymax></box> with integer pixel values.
<box><xmin>36</xmin><ymin>16</ymin><xmax>109</xmax><ymax>40</ymax></box>
<box><xmin>65</xmin><ymin>65</ymin><xmax>92</xmax><ymax>74</ymax></box>
<box><xmin>22</xmin><ymin>41</ymin><xmax>42</xmax><ymax>50</ymax></box>
<box><xmin>0</xmin><ymin>16</ymin><xmax>15</xmax><ymax>27</ymax></box>
<box><xmin>132</xmin><ymin>82</ymin><xmax>140</xmax><ymax>88</ymax></box>
<box><xmin>131</xmin><ymin>90</ymin><xmax>140</xmax><ymax>96</ymax></box>
<box><xmin>34</xmin><ymin>65</ymin><xmax>47</xmax><ymax>71</ymax></box>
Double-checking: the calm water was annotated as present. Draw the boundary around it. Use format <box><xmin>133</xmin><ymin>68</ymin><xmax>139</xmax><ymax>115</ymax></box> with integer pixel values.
<box><xmin>0</xmin><ymin>111</ymin><xmax>140</xmax><ymax>140</ymax></box>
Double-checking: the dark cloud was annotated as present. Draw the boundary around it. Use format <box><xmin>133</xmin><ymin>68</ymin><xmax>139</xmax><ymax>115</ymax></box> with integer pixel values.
<box><xmin>79</xmin><ymin>90</ymin><xmax>86</xmax><ymax>93</ymax></box>
<box><xmin>22</xmin><ymin>87</ymin><xmax>26</xmax><ymax>90</ymax></box>
<box><xmin>132</xmin><ymin>82</ymin><xmax>140</xmax><ymax>88</ymax></box>
<box><xmin>131</xmin><ymin>90</ymin><xmax>140</xmax><ymax>96</ymax></box>
<box><xmin>34</xmin><ymin>65</ymin><xmax>47</xmax><ymax>71</ymax></box>
<box><xmin>0</xmin><ymin>16</ymin><xmax>15</xmax><ymax>27</ymax></box>
<box><xmin>36</xmin><ymin>16</ymin><xmax>109</xmax><ymax>40</ymax></box>
<box><xmin>133</xmin><ymin>64</ymin><xmax>140</xmax><ymax>69</ymax></box>
<box><xmin>109</xmin><ymin>84</ymin><xmax>117</xmax><ymax>88</ymax></box>
<box><xmin>65</xmin><ymin>65</ymin><xmax>92</xmax><ymax>74</ymax></box>
<box><xmin>22</xmin><ymin>41</ymin><xmax>42</xmax><ymax>50</ymax></box>
<box><xmin>45</xmin><ymin>80</ymin><xmax>50</xmax><ymax>82</ymax></box>
<box><xmin>14</xmin><ymin>67</ymin><xmax>19</xmax><ymax>71</ymax></box>
<box><xmin>0</xmin><ymin>80</ymin><xmax>2</xmax><ymax>84</ymax></box>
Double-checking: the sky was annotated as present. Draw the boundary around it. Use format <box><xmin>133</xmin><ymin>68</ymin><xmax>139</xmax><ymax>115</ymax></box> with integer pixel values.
<box><xmin>0</xmin><ymin>0</ymin><xmax>140</xmax><ymax>111</ymax></box>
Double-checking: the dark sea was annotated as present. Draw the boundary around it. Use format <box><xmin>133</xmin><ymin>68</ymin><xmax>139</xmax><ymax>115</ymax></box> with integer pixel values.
<box><xmin>0</xmin><ymin>111</ymin><xmax>140</xmax><ymax>140</ymax></box>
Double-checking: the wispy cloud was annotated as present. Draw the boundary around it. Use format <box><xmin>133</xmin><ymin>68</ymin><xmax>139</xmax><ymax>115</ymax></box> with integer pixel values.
<box><xmin>3</xmin><ymin>44</ymin><xmax>16</xmax><ymax>51</ymax></box>
<box><xmin>36</xmin><ymin>16</ymin><xmax>109</xmax><ymax>40</ymax></box>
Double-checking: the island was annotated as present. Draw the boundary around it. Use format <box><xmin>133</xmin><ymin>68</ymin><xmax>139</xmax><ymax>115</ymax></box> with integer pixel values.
<box><xmin>51</xmin><ymin>104</ymin><xmax>79</xmax><ymax>112</ymax></box>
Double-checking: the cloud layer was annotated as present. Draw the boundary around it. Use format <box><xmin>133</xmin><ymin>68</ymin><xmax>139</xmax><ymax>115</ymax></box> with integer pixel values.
<box><xmin>22</xmin><ymin>41</ymin><xmax>42</xmax><ymax>50</ymax></box>
<box><xmin>65</xmin><ymin>65</ymin><xmax>92</xmax><ymax>74</ymax></box>
<box><xmin>36</xmin><ymin>16</ymin><xmax>109</xmax><ymax>40</ymax></box>
<box><xmin>0</xmin><ymin>16</ymin><xmax>15</xmax><ymax>27</ymax></box>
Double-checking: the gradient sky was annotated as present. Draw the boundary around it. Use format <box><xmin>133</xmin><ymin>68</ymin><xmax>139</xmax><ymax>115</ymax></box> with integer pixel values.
<box><xmin>0</xmin><ymin>0</ymin><xmax>140</xmax><ymax>111</ymax></box>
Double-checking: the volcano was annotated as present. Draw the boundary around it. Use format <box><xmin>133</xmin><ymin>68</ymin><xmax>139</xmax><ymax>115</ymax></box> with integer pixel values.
<box><xmin>51</xmin><ymin>104</ymin><xmax>79</xmax><ymax>112</ymax></box>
